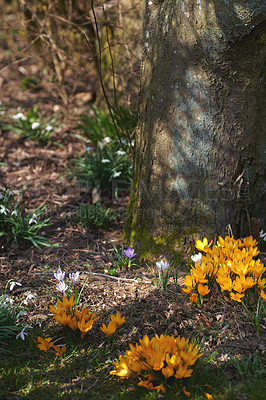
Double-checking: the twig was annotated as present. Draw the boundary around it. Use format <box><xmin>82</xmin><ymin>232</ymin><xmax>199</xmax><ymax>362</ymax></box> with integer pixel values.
<box><xmin>27</xmin><ymin>269</ymin><xmax>152</xmax><ymax>284</ymax></box>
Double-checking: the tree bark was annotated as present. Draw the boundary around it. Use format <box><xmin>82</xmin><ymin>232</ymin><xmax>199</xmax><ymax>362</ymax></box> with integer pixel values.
<box><xmin>125</xmin><ymin>0</ymin><xmax>266</xmax><ymax>258</ymax></box>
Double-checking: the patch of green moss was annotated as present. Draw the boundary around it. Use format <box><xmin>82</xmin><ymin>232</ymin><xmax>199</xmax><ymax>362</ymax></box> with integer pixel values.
<box><xmin>124</xmin><ymin>211</ymin><xmax>200</xmax><ymax>263</ymax></box>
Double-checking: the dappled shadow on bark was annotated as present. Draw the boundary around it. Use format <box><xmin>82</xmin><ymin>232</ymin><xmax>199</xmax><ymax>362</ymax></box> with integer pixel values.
<box><xmin>127</xmin><ymin>0</ymin><xmax>266</xmax><ymax>255</ymax></box>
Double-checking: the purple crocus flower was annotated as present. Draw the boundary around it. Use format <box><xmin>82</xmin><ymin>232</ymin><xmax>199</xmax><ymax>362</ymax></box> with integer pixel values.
<box><xmin>54</xmin><ymin>268</ymin><xmax>65</xmax><ymax>281</ymax></box>
<box><xmin>69</xmin><ymin>272</ymin><xmax>79</xmax><ymax>286</ymax></box>
<box><xmin>124</xmin><ymin>247</ymin><xmax>136</xmax><ymax>259</ymax></box>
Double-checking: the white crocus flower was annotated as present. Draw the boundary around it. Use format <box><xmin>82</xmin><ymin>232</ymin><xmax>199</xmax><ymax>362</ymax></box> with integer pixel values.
<box><xmin>57</xmin><ymin>280</ymin><xmax>68</xmax><ymax>294</ymax></box>
<box><xmin>156</xmin><ymin>260</ymin><xmax>169</xmax><ymax>272</ymax></box>
<box><xmin>0</xmin><ymin>205</ymin><xmax>9</xmax><ymax>215</ymax></box>
<box><xmin>54</xmin><ymin>268</ymin><xmax>65</xmax><ymax>281</ymax></box>
<box><xmin>31</xmin><ymin>122</ymin><xmax>40</xmax><ymax>129</ymax></box>
<box><xmin>191</xmin><ymin>252</ymin><xmax>202</xmax><ymax>264</ymax></box>
<box><xmin>12</xmin><ymin>112</ymin><xmax>27</xmax><ymax>121</ymax></box>
<box><xmin>101</xmin><ymin>159</ymin><xmax>110</xmax><ymax>163</ymax></box>
<box><xmin>10</xmin><ymin>281</ymin><xmax>22</xmax><ymax>291</ymax></box>
<box><xmin>116</xmin><ymin>150</ymin><xmax>126</xmax><ymax>156</ymax></box>
<box><xmin>113</xmin><ymin>171</ymin><xmax>121</xmax><ymax>178</ymax></box>
<box><xmin>260</xmin><ymin>230</ymin><xmax>266</xmax><ymax>241</ymax></box>
<box><xmin>69</xmin><ymin>271</ymin><xmax>79</xmax><ymax>286</ymax></box>
<box><xmin>45</xmin><ymin>125</ymin><xmax>53</xmax><ymax>131</ymax></box>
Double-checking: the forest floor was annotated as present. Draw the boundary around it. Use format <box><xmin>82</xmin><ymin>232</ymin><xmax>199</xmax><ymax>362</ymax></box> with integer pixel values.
<box><xmin>0</xmin><ymin>20</ymin><xmax>266</xmax><ymax>400</ymax></box>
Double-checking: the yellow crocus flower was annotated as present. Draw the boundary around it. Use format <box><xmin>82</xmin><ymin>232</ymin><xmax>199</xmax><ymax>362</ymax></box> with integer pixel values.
<box><xmin>53</xmin><ymin>345</ymin><xmax>66</xmax><ymax>357</ymax></box>
<box><xmin>260</xmin><ymin>290</ymin><xmax>266</xmax><ymax>302</ymax></box>
<box><xmin>54</xmin><ymin>311</ymin><xmax>72</xmax><ymax>326</ymax></box>
<box><xmin>197</xmin><ymin>283</ymin><xmax>210</xmax><ymax>296</ymax></box>
<box><xmin>166</xmin><ymin>353</ymin><xmax>181</xmax><ymax>368</ymax></box>
<box><xmin>110</xmin><ymin>311</ymin><xmax>125</xmax><ymax>327</ymax></box>
<box><xmin>232</xmin><ymin>276</ymin><xmax>245</xmax><ymax>293</ymax></box>
<box><xmin>189</xmin><ymin>293</ymin><xmax>198</xmax><ymax>305</ymax></box>
<box><xmin>61</xmin><ymin>295</ymin><xmax>75</xmax><ymax>312</ymax></box>
<box><xmin>195</xmin><ymin>238</ymin><xmax>212</xmax><ymax>252</ymax></box>
<box><xmin>175</xmin><ymin>363</ymin><xmax>193</xmax><ymax>379</ymax></box>
<box><xmin>110</xmin><ymin>356</ymin><xmax>131</xmax><ymax>377</ymax></box>
<box><xmin>230</xmin><ymin>292</ymin><xmax>245</xmax><ymax>302</ymax></box>
<box><xmin>258</xmin><ymin>277</ymin><xmax>266</xmax><ymax>290</ymax></box>
<box><xmin>100</xmin><ymin>321</ymin><xmax>117</xmax><ymax>337</ymax></box>
<box><xmin>36</xmin><ymin>336</ymin><xmax>54</xmax><ymax>352</ymax></box>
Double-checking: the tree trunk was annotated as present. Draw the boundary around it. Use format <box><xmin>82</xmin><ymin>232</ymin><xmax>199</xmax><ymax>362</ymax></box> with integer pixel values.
<box><xmin>125</xmin><ymin>0</ymin><xmax>266</xmax><ymax>259</ymax></box>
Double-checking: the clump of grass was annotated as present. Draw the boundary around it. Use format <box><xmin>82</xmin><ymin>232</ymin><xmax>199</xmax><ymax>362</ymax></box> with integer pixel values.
<box><xmin>2</xmin><ymin>105</ymin><xmax>59</xmax><ymax>145</ymax></box>
<box><xmin>66</xmin><ymin>141</ymin><xmax>132</xmax><ymax>197</ymax></box>
<box><xmin>0</xmin><ymin>296</ymin><xmax>19</xmax><ymax>343</ymax></box>
<box><xmin>74</xmin><ymin>202</ymin><xmax>115</xmax><ymax>231</ymax></box>
<box><xmin>0</xmin><ymin>188</ymin><xmax>57</xmax><ymax>249</ymax></box>
<box><xmin>75</xmin><ymin>105</ymin><xmax>136</xmax><ymax>149</ymax></box>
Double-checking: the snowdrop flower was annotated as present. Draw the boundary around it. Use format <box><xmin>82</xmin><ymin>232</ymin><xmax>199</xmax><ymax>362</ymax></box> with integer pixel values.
<box><xmin>85</xmin><ymin>146</ymin><xmax>93</xmax><ymax>152</ymax></box>
<box><xmin>16</xmin><ymin>311</ymin><xmax>27</xmax><ymax>319</ymax></box>
<box><xmin>156</xmin><ymin>260</ymin><xmax>169</xmax><ymax>272</ymax></box>
<box><xmin>54</xmin><ymin>268</ymin><xmax>65</xmax><ymax>281</ymax></box>
<box><xmin>260</xmin><ymin>230</ymin><xmax>266</xmax><ymax>241</ymax></box>
<box><xmin>116</xmin><ymin>150</ymin><xmax>126</xmax><ymax>156</ymax></box>
<box><xmin>7</xmin><ymin>190</ymin><xmax>14</xmax><ymax>196</ymax></box>
<box><xmin>31</xmin><ymin>122</ymin><xmax>40</xmax><ymax>129</ymax></box>
<box><xmin>57</xmin><ymin>280</ymin><xmax>68</xmax><ymax>294</ymax></box>
<box><xmin>0</xmin><ymin>205</ymin><xmax>9</xmax><ymax>215</ymax></box>
<box><xmin>0</xmin><ymin>194</ymin><xmax>4</xmax><ymax>199</ymax></box>
<box><xmin>101</xmin><ymin>159</ymin><xmax>110</xmax><ymax>163</ymax></box>
<box><xmin>45</xmin><ymin>125</ymin><xmax>53</xmax><ymax>131</ymax></box>
<box><xmin>0</xmin><ymin>111</ymin><xmax>5</xmax><ymax>115</ymax></box>
<box><xmin>103</xmin><ymin>137</ymin><xmax>111</xmax><ymax>144</ymax></box>
<box><xmin>10</xmin><ymin>281</ymin><xmax>22</xmax><ymax>291</ymax></box>
<box><xmin>131</xmin><ymin>140</ymin><xmax>135</xmax><ymax>146</ymax></box>
<box><xmin>11</xmin><ymin>210</ymin><xmax>18</xmax><ymax>216</ymax></box>
<box><xmin>16</xmin><ymin>325</ymin><xmax>33</xmax><ymax>341</ymax></box>
<box><xmin>3</xmin><ymin>294</ymin><xmax>14</xmax><ymax>305</ymax></box>
<box><xmin>113</xmin><ymin>171</ymin><xmax>121</xmax><ymax>178</ymax></box>
<box><xmin>22</xmin><ymin>293</ymin><xmax>36</xmax><ymax>305</ymax></box>
<box><xmin>69</xmin><ymin>271</ymin><xmax>79</xmax><ymax>286</ymax></box>
<box><xmin>29</xmin><ymin>213</ymin><xmax>38</xmax><ymax>225</ymax></box>
<box><xmin>12</xmin><ymin>112</ymin><xmax>27</xmax><ymax>121</ymax></box>
<box><xmin>191</xmin><ymin>252</ymin><xmax>202</xmax><ymax>264</ymax></box>
<box><xmin>16</xmin><ymin>329</ymin><xmax>28</xmax><ymax>341</ymax></box>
